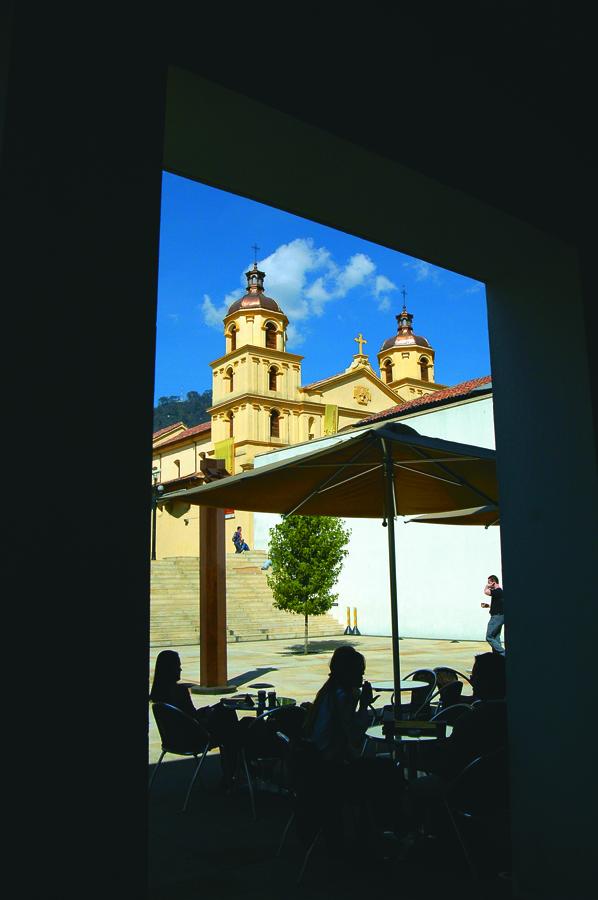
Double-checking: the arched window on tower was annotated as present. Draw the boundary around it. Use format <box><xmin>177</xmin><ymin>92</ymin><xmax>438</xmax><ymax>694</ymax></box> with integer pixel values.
<box><xmin>308</xmin><ymin>416</ymin><xmax>315</xmax><ymax>440</ymax></box>
<box><xmin>174</xmin><ymin>459</ymin><xmax>180</xmax><ymax>479</ymax></box>
<box><xmin>270</xmin><ymin>409</ymin><xmax>280</xmax><ymax>439</ymax></box>
<box><xmin>265</xmin><ymin>322</ymin><xmax>277</xmax><ymax>350</ymax></box>
<box><xmin>226</xmin><ymin>366</ymin><xmax>234</xmax><ymax>392</ymax></box>
<box><xmin>268</xmin><ymin>366</ymin><xmax>278</xmax><ymax>391</ymax></box>
<box><xmin>383</xmin><ymin>359</ymin><xmax>393</xmax><ymax>384</ymax></box>
<box><xmin>229</xmin><ymin>325</ymin><xmax>237</xmax><ymax>352</ymax></box>
<box><xmin>228</xmin><ymin>413</ymin><xmax>234</xmax><ymax>438</ymax></box>
<box><xmin>419</xmin><ymin>356</ymin><xmax>430</xmax><ymax>382</ymax></box>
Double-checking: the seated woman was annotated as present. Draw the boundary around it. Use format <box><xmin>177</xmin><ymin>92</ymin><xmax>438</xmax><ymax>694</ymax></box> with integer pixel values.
<box><xmin>305</xmin><ymin>645</ymin><xmax>372</xmax><ymax>762</ymax></box>
<box><xmin>149</xmin><ymin>650</ymin><xmax>239</xmax><ymax>785</ymax></box>
<box><xmin>299</xmin><ymin>646</ymin><xmax>404</xmax><ymax>847</ymax></box>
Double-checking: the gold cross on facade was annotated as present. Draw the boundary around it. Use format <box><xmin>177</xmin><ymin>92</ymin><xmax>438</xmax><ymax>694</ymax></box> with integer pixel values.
<box><xmin>354</xmin><ymin>333</ymin><xmax>367</xmax><ymax>354</ymax></box>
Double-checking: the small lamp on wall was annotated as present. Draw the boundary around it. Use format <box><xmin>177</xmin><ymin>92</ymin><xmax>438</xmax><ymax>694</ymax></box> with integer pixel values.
<box><xmin>151</xmin><ymin>479</ymin><xmax>165</xmax><ymax>560</ymax></box>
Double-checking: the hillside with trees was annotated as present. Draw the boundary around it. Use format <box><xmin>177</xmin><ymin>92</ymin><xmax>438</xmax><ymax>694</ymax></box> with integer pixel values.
<box><xmin>153</xmin><ymin>389</ymin><xmax>212</xmax><ymax>432</ymax></box>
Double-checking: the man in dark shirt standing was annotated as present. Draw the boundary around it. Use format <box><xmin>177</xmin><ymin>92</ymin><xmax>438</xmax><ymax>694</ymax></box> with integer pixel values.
<box><xmin>482</xmin><ymin>575</ymin><xmax>505</xmax><ymax>655</ymax></box>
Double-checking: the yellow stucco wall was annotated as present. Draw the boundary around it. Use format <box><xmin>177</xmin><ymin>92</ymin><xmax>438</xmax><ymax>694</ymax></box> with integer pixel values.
<box><xmin>154</xmin><ymin>501</ymin><xmax>254</xmax><ymax>559</ymax></box>
<box><xmin>377</xmin><ymin>342</ymin><xmax>437</xmax><ymax>387</ymax></box>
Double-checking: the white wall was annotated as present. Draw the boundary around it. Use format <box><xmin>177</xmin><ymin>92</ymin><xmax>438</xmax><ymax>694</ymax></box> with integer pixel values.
<box><xmin>254</xmin><ymin>395</ymin><xmax>501</xmax><ymax>640</ymax></box>
<box><xmin>253</xmin><ymin>511</ymin><xmax>282</xmax><ymax>554</ymax></box>
<box><xmin>335</xmin><ymin>512</ymin><xmax>501</xmax><ymax>639</ymax></box>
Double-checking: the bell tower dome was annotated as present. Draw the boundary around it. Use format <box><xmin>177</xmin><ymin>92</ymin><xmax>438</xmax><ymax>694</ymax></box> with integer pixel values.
<box><xmin>222</xmin><ymin>262</ymin><xmax>289</xmax><ymax>356</ymax></box>
<box><xmin>377</xmin><ymin>290</ymin><xmax>445</xmax><ymax>398</ymax></box>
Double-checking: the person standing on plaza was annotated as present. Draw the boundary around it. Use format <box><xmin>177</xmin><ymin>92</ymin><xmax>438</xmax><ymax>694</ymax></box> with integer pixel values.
<box><xmin>482</xmin><ymin>574</ymin><xmax>505</xmax><ymax>655</ymax></box>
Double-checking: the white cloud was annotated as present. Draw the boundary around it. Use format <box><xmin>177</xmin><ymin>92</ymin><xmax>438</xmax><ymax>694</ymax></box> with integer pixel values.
<box><xmin>201</xmin><ymin>293</ymin><xmax>228</xmax><ymax>328</ymax></box>
<box><xmin>257</xmin><ymin>238</ymin><xmax>329</xmax><ymax>321</ymax></box>
<box><xmin>373</xmin><ymin>274</ymin><xmax>397</xmax><ymax>311</ymax></box>
<box><xmin>286</xmin><ymin>322</ymin><xmax>305</xmax><ymax>348</ymax></box>
<box><xmin>464</xmin><ymin>281</ymin><xmax>483</xmax><ymax>294</ymax></box>
<box><xmin>304</xmin><ymin>251</ymin><xmax>376</xmax><ymax>314</ymax></box>
<box><xmin>200</xmin><ymin>237</ymin><xmax>400</xmax><ymax>332</ymax></box>
<box><xmin>337</xmin><ymin>253</ymin><xmax>376</xmax><ymax>292</ymax></box>
<box><xmin>374</xmin><ymin>274</ymin><xmax>396</xmax><ymax>296</ymax></box>
<box><xmin>403</xmin><ymin>259</ymin><xmax>442</xmax><ymax>284</ymax></box>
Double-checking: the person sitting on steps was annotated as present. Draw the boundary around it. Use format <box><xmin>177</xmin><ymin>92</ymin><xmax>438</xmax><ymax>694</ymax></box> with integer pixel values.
<box><xmin>232</xmin><ymin>525</ymin><xmax>250</xmax><ymax>553</ymax></box>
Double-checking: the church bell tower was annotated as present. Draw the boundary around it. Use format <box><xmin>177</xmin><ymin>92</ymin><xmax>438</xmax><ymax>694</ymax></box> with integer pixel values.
<box><xmin>207</xmin><ymin>260</ymin><xmax>304</xmax><ymax>469</ymax></box>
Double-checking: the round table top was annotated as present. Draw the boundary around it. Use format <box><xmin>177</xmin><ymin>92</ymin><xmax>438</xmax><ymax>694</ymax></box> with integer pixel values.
<box><xmin>366</xmin><ymin>724</ymin><xmax>453</xmax><ymax>742</ymax></box>
<box><xmin>221</xmin><ymin>695</ymin><xmax>296</xmax><ymax>711</ymax></box>
<box><xmin>370</xmin><ymin>680</ymin><xmax>429</xmax><ymax>691</ymax></box>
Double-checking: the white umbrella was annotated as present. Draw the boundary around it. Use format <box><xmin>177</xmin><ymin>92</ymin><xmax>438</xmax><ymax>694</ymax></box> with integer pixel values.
<box><xmin>406</xmin><ymin>504</ymin><xmax>500</xmax><ymax>528</ymax></box>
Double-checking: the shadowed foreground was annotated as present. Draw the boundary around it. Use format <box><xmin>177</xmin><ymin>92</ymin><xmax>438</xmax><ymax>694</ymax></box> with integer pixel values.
<box><xmin>148</xmin><ymin>753</ymin><xmax>512</xmax><ymax>900</ymax></box>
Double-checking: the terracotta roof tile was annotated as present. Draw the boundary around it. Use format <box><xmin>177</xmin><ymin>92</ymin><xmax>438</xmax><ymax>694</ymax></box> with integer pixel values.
<box><xmin>152</xmin><ymin>421</ymin><xmax>186</xmax><ymax>439</ymax></box>
<box><xmin>181</xmin><ymin>421</ymin><xmax>212</xmax><ymax>437</ymax></box>
<box><xmin>354</xmin><ymin>375</ymin><xmax>492</xmax><ymax>425</ymax></box>
<box><xmin>153</xmin><ymin>420</ymin><xmax>211</xmax><ymax>448</ymax></box>
<box><xmin>159</xmin><ymin>472</ymin><xmax>204</xmax><ymax>489</ymax></box>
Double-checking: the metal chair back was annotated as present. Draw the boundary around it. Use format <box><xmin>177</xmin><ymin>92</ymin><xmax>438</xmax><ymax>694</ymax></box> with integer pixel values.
<box><xmin>430</xmin><ymin>703</ymin><xmax>473</xmax><ymax>726</ymax></box>
<box><xmin>149</xmin><ymin>702</ymin><xmax>213</xmax><ymax>812</ymax></box>
<box><xmin>403</xmin><ymin>668</ymin><xmax>437</xmax><ymax>718</ymax></box>
<box><xmin>152</xmin><ymin>702</ymin><xmax>211</xmax><ymax>755</ymax></box>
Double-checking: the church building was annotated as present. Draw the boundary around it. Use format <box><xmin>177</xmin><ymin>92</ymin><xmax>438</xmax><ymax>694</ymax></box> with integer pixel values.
<box><xmin>151</xmin><ymin>262</ymin><xmax>446</xmax><ymax>556</ymax></box>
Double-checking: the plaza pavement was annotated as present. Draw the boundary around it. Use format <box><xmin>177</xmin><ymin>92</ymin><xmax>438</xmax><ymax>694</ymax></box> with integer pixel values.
<box><xmin>148</xmin><ymin>634</ymin><xmax>490</xmax><ymax>763</ymax></box>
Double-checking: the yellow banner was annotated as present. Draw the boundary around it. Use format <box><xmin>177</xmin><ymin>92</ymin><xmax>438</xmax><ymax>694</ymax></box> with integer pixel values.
<box><xmin>323</xmin><ymin>404</ymin><xmax>339</xmax><ymax>436</ymax></box>
<box><xmin>213</xmin><ymin>437</ymin><xmax>234</xmax><ymax>475</ymax></box>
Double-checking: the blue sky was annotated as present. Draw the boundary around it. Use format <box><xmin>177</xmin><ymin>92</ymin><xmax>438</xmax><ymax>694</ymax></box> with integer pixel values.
<box><xmin>154</xmin><ymin>172</ymin><xmax>490</xmax><ymax>404</ymax></box>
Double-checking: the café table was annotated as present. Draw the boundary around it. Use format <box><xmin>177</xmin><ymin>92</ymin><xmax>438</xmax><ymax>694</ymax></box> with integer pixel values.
<box><xmin>364</xmin><ymin>722</ymin><xmax>453</xmax><ymax>783</ymax></box>
<box><xmin>370</xmin><ymin>680</ymin><xmax>429</xmax><ymax>692</ymax></box>
<box><xmin>220</xmin><ymin>694</ymin><xmax>296</xmax><ymax>713</ymax></box>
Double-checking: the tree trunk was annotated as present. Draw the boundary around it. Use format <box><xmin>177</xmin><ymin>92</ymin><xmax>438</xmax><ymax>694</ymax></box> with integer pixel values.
<box><xmin>304</xmin><ymin>612</ymin><xmax>309</xmax><ymax>654</ymax></box>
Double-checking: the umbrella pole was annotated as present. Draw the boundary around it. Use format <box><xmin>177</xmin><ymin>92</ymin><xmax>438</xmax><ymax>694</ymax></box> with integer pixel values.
<box><xmin>382</xmin><ymin>439</ymin><xmax>402</xmax><ymax>718</ymax></box>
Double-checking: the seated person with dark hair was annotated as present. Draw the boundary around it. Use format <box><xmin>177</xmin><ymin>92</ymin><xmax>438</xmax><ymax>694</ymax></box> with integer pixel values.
<box><xmin>297</xmin><ymin>646</ymin><xmax>404</xmax><ymax>849</ymax></box>
<box><xmin>150</xmin><ymin>650</ymin><xmax>240</xmax><ymax>785</ymax></box>
<box><xmin>232</xmin><ymin>526</ymin><xmax>250</xmax><ymax>553</ymax></box>
<box><xmin>419</xmin><ymin>652</ymin><xmax>507</xmax><ymax>780</ymax></box>
<box><xmin>406</xmin><ymin>653</ymin><xmax>509</xmax><ymax>865</ymax></box>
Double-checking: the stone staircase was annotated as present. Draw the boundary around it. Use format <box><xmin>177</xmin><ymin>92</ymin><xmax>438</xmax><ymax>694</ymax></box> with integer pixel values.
<box><xmin>150</xmin><ymin>550</ymin><xmax>344</xmax><ymax>646</ymax></box>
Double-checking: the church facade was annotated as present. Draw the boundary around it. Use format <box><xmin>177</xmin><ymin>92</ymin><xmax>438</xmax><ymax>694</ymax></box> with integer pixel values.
<box><xmin>151</xmin><ymin>263</ymin><xmax>445</xmax><ymax>557</ymax></box>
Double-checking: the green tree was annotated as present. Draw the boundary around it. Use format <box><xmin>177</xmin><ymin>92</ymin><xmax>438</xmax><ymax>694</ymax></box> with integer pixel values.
<box><xmin>153</xmin><ymin>389</ymin><xmax>213</xmax><ymax>431</ymax></box>
<box><xmin>267</xmin><ymin>516</ymin><xmax>351</xmax><ymax>654</ymax></box>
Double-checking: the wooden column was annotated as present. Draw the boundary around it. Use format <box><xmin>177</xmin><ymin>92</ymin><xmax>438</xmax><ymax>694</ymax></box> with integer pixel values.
<box><xmin>198</xmin><ymin>505</ymin><xmax>229</xmax><ymax>689</ymax></box>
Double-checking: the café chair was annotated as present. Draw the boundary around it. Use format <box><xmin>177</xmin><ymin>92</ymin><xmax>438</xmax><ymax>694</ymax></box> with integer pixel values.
<box><xmin>149</xmin><ymin>702</ymin><xmax>215</xmax><ymax>812</ymax></box>
<box><xmin>430</xmin><ymin>703</ymin><xmax>473</xmax><ymax>726</ymax></box>
<box><xmin>276</xmin><ymin>738</ymin><xmax>358</xmax><ymax>886</ymax></box>
<box><xmin>430</xmin><ymin>666</ymin><xmax>473</xmax><ymax>713</ymax></box>
<box><xmin>359</xmin><ymin>703</ymin><xmax>387</xmax><ymax>757</ymax></box>
<box><xmin>442</xmin><ymin>747</ymin><xmax>510</xmax><ymax>879</ymax></box>
<box><xmin>434</xmin><ymin>666</ymin><xmax>473</xmax><ymax>686</ymax></box>
<box><xmin>239</xmin><ymin>705</ymin><xmax>303</xmax><ymax>819</ymax></box>
<box><xmin>400</xmin><ymin>669</ymin><xmax>437</xmax><ymax>719</ymax></box>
